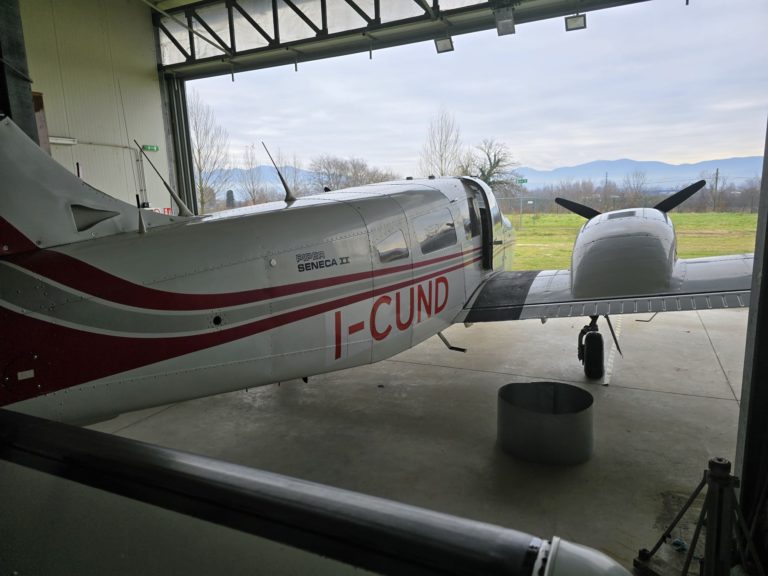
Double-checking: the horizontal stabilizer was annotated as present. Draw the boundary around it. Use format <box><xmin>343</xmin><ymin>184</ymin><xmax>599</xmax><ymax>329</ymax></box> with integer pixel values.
<box><xmin>0</xmin><ymin>117</ymin><xmax>181</xmax><ymax>254</ymax></box>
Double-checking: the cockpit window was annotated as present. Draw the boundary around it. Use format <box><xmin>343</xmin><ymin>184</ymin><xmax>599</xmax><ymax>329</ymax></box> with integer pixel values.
<box><xmin>414</xmin><ymin>210</ymin><xmax>458</xmax><ymax>254</ymax></box>
<box><xmin>376</xmin><ymin>230</ymin><xmax>409</xmax><ymax>263</ymax></box>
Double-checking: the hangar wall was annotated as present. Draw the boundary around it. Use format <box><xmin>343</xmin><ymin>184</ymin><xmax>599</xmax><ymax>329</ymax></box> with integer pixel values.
<box><xmin>18</xmin><ymin>0</ymin><xmax>174</xmax><ymax>213</ymax></box>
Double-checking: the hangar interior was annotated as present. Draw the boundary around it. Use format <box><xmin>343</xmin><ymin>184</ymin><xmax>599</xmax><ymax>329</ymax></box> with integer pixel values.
<box><xmin>1</xmin><ymin>0</ymin><xmax>767</xmax><ymax>574</ymax></box>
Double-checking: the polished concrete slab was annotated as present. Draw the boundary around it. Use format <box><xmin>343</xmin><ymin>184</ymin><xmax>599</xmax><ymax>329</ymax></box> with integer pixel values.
<box><xmin>87</xmin><ymin>308</ymin><xmax>748</xmax><ymax>571</ymax></box>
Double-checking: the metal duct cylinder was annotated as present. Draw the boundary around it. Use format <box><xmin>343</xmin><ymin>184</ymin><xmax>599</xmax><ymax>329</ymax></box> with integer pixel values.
<box><xmin>497</xmin><ymin>382</ymin><xmax>594</xmax><ymax>465</ymax></box>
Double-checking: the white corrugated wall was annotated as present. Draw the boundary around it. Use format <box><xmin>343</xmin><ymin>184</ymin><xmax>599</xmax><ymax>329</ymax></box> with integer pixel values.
<box><xmin>20</xmin><ymin>0</ymin><xmax>174</xmax><ymax>213</ymax></box>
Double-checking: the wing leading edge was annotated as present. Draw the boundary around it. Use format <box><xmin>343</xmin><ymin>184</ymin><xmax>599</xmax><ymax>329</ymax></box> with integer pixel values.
<box><xmin>459</xmin><ymin>254</ymin><xmax>753</xmax><ymax>323</ymax></box>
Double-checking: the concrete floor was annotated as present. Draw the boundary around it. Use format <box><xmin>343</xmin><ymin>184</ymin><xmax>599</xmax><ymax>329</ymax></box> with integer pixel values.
<box><xmin>86</xmin><ymin>308</ymin><xmax>748</xmax><ymax>572</ymax></box>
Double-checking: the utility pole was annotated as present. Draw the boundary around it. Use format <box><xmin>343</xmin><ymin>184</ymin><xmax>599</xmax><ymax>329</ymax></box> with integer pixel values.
<box><xmin>712</xmin><ymin>168</ymin><xmax>720</xmax><ymax>211</ymax></box>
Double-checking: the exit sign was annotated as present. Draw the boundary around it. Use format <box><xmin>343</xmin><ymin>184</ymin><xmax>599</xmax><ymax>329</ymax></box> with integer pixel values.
<box><xmin>142</xmin><ymin>145</ymin><xmax>160</xmax><ymax>152</ymax></box>
<box><xmin>517</xmin><ymin>178</ymin><xmax>528</xmax><ymax>184</ymax></box>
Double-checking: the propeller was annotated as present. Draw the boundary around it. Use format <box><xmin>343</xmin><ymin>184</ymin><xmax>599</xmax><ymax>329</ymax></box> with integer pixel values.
<box><xmin>653</xmin><ymin>179</ymin><xmax>706</xmax><ymax>213</ymax></box>
<box><xmin>554</xmin><ymin>197</ymin><xmax>602</xmax><ymax>220</ymax></box>
<box><xmin>555</xmin><ymin>179</ymin><xmax>707</xmax><ymax>220</ymax></box>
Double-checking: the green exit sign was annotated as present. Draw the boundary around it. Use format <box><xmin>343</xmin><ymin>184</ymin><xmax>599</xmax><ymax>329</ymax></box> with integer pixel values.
<box><xmin>517</xmin><ymin>178</ymin><xmax>528</xmax><ymax>184</ymax></box>
<box><xmin>142</xmin><ymin>145</ymin><xmax>160</xmax><ymax>152</ymax></box>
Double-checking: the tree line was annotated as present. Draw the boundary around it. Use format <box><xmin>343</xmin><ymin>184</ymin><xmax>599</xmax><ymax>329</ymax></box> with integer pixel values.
<box><xmin>527</xmin><ymin>171</ymin><xmax>762</xmax><ymax>214</ymax></box>
<box><xmin>189</xmin><ymin>90</ymin><xmax>760</xmax><ymax>214</ymax></box>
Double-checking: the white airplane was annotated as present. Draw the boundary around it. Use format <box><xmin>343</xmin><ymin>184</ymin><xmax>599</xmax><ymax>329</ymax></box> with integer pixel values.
<box><xmin>0</xmin><ymin>117</ymin><xmax>753</xmax><ymax>423</ymax></box>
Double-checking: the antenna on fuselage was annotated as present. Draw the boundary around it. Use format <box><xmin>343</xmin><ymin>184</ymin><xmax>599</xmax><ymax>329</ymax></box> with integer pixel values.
<box><xmin>262</xmin><ymin>142</ymin><xmax>297</xmax><ymax>204</ymax></box>
<box><xmin>133</xmin><ymin>140</ymin><xmax>194</xmax><ymax>217</ymax></box>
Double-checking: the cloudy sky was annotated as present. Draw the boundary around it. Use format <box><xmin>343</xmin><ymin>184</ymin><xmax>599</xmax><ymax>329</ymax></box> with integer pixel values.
<box><xmin>191</xmin><ymin>0</ymin><xmax>768</xmax><ymax>176</ymax></box>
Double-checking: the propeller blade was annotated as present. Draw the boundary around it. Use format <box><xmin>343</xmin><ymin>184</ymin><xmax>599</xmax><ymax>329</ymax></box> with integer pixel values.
<box><xmin>653</xmin><ymin>180</ymin><xmax>706</xmax><ymax>213</ymax></box>
<box><xmin>554</xmin><ymin>197</ymin><xmax>602</xmax><ymax>220</ymax></box>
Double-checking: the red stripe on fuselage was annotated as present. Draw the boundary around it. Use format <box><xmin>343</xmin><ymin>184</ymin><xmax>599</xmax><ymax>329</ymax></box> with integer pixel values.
<box><xmin>0</xmin><ymin>255</ymin><xmax>482</xmax><ymax>406</ymax></box>
<box><xmin>4</xmin><ymin>247</ymin><xmax>482</xmax><ymax>311</ymax></box>
<box><xmin>0</xmin><ymin>216</ymin><xmax>38</xmax><ymax>255</ymax></box>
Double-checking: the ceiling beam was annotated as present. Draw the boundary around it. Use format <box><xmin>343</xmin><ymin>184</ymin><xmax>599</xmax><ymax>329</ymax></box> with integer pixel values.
<box><xmin>158</xmin><ymin>0</ymin><xmax>651</xmax><ymax>80</ymax></box>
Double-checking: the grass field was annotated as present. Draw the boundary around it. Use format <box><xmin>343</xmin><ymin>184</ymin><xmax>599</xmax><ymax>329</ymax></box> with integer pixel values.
<box><xmin>510</xmin><ymin>212</ymin><xmax>758</xmax><ymax>270</ymax></box>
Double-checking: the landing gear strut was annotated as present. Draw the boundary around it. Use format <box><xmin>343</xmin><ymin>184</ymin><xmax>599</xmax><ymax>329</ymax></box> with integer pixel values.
<box><xmin>578</xmin><ymin>316</ymin><xmax>604</xmax><ymax>379</ymax></box>
<box><xmin>577</xmin><ymin>315</ymin><xmax>622</xmax><ymax>380</ymax></box>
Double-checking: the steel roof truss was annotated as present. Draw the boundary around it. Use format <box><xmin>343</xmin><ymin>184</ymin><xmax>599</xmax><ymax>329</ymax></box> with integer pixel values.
<box><xmin>191</xmin><ymin>9</ymin><xmax>233</xmax><ymax>54</ymax></box>
<box><xmin>158</xmin><ymin>21</ymin><xmax>192</xmax><ymax>60</ymax></box>
<box><xmin>413</xmin><ymin>0</ymin><xmax>437</xmax><ymax>19</ymax></box>
<box><xmin>231</xmin><ymin>1</ymin><xmax>275</xmax><ymax>46</ymax></box>
<box><xmin>155</xmin><ymin>1</ymin><xmax>652</xmax><ymax>79</ymax></box>
<box><xmin>281</xmin><ymin>0</ymin><xmax>325</xmax><ymax>36</ymax></box>
<box><xmin>343</xmin><ymin>0</ymin><xmax>375</xmax><ymax>25</ymax></box>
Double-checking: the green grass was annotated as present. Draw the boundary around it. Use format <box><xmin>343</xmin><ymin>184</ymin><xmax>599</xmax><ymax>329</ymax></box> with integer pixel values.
<box><xmin>509</xmin><ymin>212</ymin><xmax>757</xmax><ymax>270</ymax></box>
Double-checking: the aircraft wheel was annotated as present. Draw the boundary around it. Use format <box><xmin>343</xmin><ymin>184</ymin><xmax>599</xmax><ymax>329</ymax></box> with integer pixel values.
<box><xmin>583</xmin><ymin>331</ymin><xmax>604</xmax><ymax>380</ymax></box>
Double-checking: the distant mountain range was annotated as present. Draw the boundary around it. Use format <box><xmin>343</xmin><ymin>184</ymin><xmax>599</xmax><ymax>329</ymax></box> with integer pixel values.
<box><xmin>516</xmin><ymin>157</ymin><xmax>763</xmax><ymax>190</ymax></box>
<box><xmin>220</xmin><ymin>156</ymin><xmax>763</xmax><ymax>197</ymax></box>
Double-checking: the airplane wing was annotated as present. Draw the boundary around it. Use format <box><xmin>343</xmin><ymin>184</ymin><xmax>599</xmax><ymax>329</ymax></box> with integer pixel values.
<box><xmin>459</xmin><ymin>254</ymin><xmax>753</xmax><ymax>322</ymax></box>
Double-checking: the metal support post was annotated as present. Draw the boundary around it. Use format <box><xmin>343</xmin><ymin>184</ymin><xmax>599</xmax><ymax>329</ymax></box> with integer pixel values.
<box><xmin>736</xmin><ymin>118</ymin><xmax>768</xmax><ymax>565</ymax></box>
<box><xmin>635</xmin><ymin>457</ymin><xmax>765</xmax><ymax>576</ymax></box>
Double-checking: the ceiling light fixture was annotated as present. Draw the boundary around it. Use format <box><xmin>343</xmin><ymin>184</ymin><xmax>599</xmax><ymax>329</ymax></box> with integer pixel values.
<box><xmin>434</xmin><ymin>37</ymin><xmax>454</xmax><ymax>53</ymax></box>
<box><xmin>565</xmin><ymin>13</ymin><xmax>587</xmax><ymax>31</ymax></box>
<box><xmin>494</xmin><ymin>6</ymin><xmax>516</xmax><ymax>36</ymax></box>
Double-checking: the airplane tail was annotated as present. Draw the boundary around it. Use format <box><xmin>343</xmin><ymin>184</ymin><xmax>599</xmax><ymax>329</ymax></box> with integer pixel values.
<box><xmin>0</xmin><ymin>116</ymin><xmax>178</xmax><ymax>256</ymax></box>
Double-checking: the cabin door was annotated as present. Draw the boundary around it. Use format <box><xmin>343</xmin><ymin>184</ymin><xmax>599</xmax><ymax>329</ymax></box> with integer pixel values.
<box><xmin>460</xmin><ymin>180</ymin><xmax>493</xmax><ymax>271</ymax></box>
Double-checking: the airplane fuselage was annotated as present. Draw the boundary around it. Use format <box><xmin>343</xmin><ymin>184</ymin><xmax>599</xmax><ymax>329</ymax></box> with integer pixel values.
<box><xmin>0</xmin><ymin>117</ymin><xmax>753</xmax><ymax>420</ymax></box>
<box><xmin>1</xmin><ymin>178</ymin><xmax>512</xmax><ymax>423</ymax></box>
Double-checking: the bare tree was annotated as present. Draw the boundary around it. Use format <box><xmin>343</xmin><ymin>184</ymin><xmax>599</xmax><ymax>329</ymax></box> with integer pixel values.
<box><xmin>622</xmin><ymin>170</ymin><xmax>648</xmax><ymax>205</ymax></box>
<box><xmin>700</xmin><ymin>169</ymin><xmax>730</xmax><ymax>212</ymax></box>
<box><xmin>459</xmin><ymin>139</ymin><xmax>520</xmax><ymax>187</ymax></box>
<box><xmin>273</xmin><ymin>150</ymin><xmax>308</xmax><ymax>198</ymax></box>
<box><xmin>311</xmin><ymin>155</ymin><xmax>399</xmax><ymax>190</ymax></box>
<box><xmin>311</xmin><ymin>155</ymin><xmax>349</xmax><ymax>190</ymax></box>
<box><xmin>188</xmin><ymin>89</ymin><xmax>231</xmax><ymax>214</ymax></box>
<box><xmin>457</xmin><ymin>139</ymin><xmax>522</xmax><ymax>214</ymax></box>
<box><xmin>740</xmin><ymin>177</ymin><xmax>762</xmax><ymax>213</ymax></box>
<box><xmin>419</xmin><ymin>110</ymin><xmax>463</xmax><ymax>177</ymax></box>
<box><xmin>199</xmin><ymin>185</ymin><xmax>217</xmax><ymax>213</ymax></box>
<box><xmin>347</xmin><ymin>158</ymin><xmax>398</xmax><ymax>186</ymax></box>
<box><xmin>598</xmin><ymin>178</ymin><xmax>621</xmax><ymax>211</ymax></box>
<box><xmin>364</xmin><ymin>164</ymin><xmax>399</xmax><ymax>186</ymax></box>
<box><xmin>239</xmin><ymin>143</ymin><xmax>271</xmax><ymax>205</ymax></box>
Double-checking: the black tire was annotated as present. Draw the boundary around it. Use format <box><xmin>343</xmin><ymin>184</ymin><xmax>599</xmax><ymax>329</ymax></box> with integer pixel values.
<box><xmin>583</xmin><ymin>331</ymin><xmax>604</xmax><ymax>379</ymax></box>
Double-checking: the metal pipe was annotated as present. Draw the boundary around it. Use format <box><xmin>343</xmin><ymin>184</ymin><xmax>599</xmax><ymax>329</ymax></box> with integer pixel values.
<box><xmin>0</xmin><ymin>408</ymin><xmax>539</xmax><ymax>575</ymax></box>
<box><xmin>0</xmin><ymin>408</ymin><xmax>632</xmax><ymax>575</ymax></box>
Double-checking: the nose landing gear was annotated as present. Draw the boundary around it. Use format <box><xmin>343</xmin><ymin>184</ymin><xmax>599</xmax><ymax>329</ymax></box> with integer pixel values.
<box><xmin>578</xmin><ymin>315</ymin><xmax>622</xmax><ymax>380</ymax></box>
<box><xmin>578</xmin><ymin>316</ymin><xmax>603</xmax><ymax>379</ymax></box>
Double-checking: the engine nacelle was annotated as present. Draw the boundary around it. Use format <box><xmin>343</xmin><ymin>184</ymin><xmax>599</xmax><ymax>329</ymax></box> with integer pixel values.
<box><xmin>571</xmin><ymin>208</ymin><xmax>676</xmax><ymax>299</ymax></box>
<box><xmin>536</xmin><ymin>537</ymin><xmax>631</xmax><ymax>575</ymax></box>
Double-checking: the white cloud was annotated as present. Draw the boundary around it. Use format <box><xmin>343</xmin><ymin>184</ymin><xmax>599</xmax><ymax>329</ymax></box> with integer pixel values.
<box><xmin>192</xmin><ymin>0</ymin><xmax>768</xmax><ymax>174</ymax></box>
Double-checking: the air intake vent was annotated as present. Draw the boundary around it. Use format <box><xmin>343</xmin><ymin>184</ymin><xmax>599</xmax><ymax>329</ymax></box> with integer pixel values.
<box><xmin>607</xmin><ymin>211</ymin><xmax>636</xmax><ymax>220</ymax></box>
<box><xmin>71</xmin><ymin>204</ymin><xmax>120</xmax><ymax>232</ymax></box>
